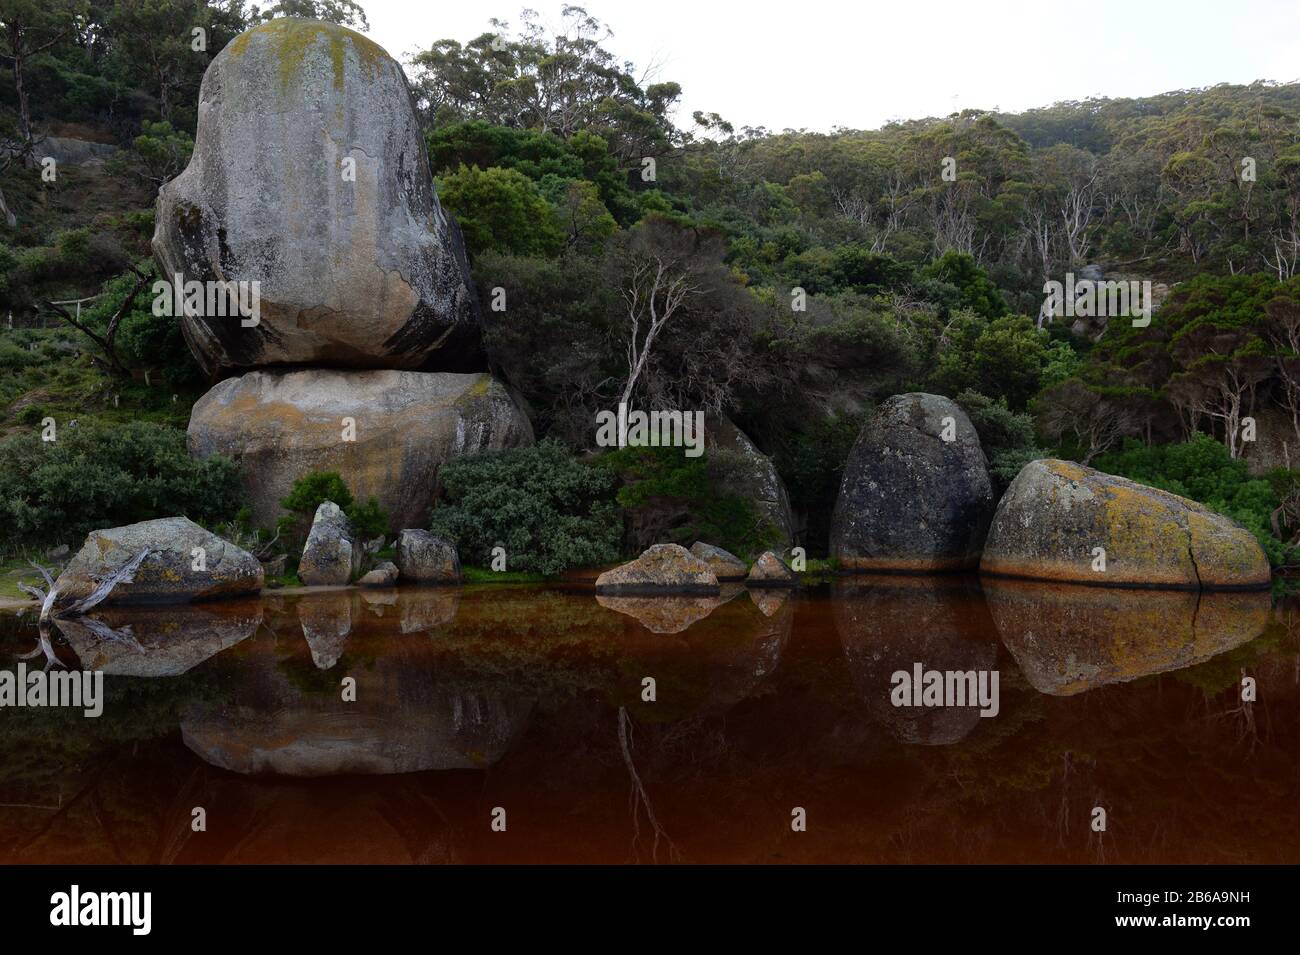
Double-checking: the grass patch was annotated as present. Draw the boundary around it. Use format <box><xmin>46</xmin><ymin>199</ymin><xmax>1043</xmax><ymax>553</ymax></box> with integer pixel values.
<box><xmin>461</xmin><ymin>565</ymin><xmax>548</xmax><ymax>584</ymax></box>
<box><xmin>0</xmin><ymin>555</ymin><xmax>44</xmax><ymax>602</ymax></box>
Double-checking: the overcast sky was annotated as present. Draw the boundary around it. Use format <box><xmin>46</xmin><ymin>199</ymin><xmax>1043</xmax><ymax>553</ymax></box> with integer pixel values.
<box><xmin>360</xmin><ymin>0</ymin><xmax>1300</xmax><ymax>133</ymax></box>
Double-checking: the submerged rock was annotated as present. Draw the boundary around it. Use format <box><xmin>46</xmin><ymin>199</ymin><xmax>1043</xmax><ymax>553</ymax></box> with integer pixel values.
<box><xmin>831</xmin><ymin>393</ymin><xmax>995</xmax><ymax>571</ymax></box>
<box><xmin>53</xmin><ymin>517</ymin><xmax>263</xmax><ymax>609</ymax></box>
<box><xmin>594</xmin><ymin>544</ymin><xmax>719</xmax><ymax>595</ymax></box>
<box><xmin>980</xmin><ymin>459</ymin><xmax>1271</xmax><ymax>589</ymax></box>
<box><xmin>746</xmin><ymin>550</ymin><xmax>796</xmax><ymax>587</ymax></box>
<box><xmin>689</xmin><ymin>541</ymin><xmax>748</xmax><ymax>580</ymax></box>
<box><xmin>983</xmin><ymin>577</ymin><xmax>1270</xmax><ymax>694</ymax></box>
<box><xmin>188</xmin><ymin>369</ymin><xmax>533</xmax><ymax>530</ymax></box>
<box><xmin>298</xmin><ymin>502</ymin><xmax>361</xmax><ymax>586</ymax></box>
<box><xmin>153</xmin><ymin>18</ymin><xmax>482</xmax><ymax>377</ymax></box>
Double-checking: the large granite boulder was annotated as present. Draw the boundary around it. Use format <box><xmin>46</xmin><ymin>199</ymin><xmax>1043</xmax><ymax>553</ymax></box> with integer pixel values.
<box><xmin>705</xmin><ymin>417</ymin><xmax>795</xmax><ymax>547</ymax></box>
<box><xmin>980</xmin><ymin>459</ymin><xmax>1271</xmax><ymax>590</ymax></box>
<box><xmin>188</xmin><ymin>369</ymin><xmax>533</xmax><ymax>530</ymax></box>
<box><xmin>297</xmin><ymin>502</ymin><xmax>361</xmax><ymax>586</ymax></box>
<box><xmin>153</xmin><ymin>18</ymin><xmax>482</xmax><ymax>377</ymax></box>
<box><xmin>831</xmin><ymin>393</ymin><xmax>995</xmax><ymax>571</ymax></box>
<box><xmin>52</xmin><ymin>517</ymin><xmax>263</xmax><ymax>609</ymax></box>
<box><xmin>395</xmin><ymin>530</ymin><xmax>460</xmax><ymax>583</ymax></box>
<box><xmin>594</xmin><ymin>544</ymin><xmax>720</xmax><ymax>595</ymax></box>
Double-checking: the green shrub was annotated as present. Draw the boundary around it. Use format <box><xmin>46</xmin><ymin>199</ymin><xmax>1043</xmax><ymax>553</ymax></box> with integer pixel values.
<box><xmin>955</xmin><ymin>390</ymin><xmax>1045</xmax><ymax>491</ymax></box>
<box><xmin>773</xmin><ymin>411</ymin><xmax>864</xmax><ymax>556</ymax></box>
<box><xmin>277</xmin><ymin>471</ymin><xmax>390</xmax><ymax>542</ymax></box>
<box><xmin>599</xmin><ymin>444</ymin><xmax>779</xmax><ymax>557</ymax></box>
<box><xmin>280</xmin><ymin>471</ymin><xmax>354</xmax><ymax>514</ymax></box>
<box><xmin>428</xmin><ymin>439</ymin><xmax>622</xmax><ymax>575</ymax></box>
<box><xmin>0</xmin><ymin>421</ymin><xmax>243</xmax><ymax>553</ymax></box>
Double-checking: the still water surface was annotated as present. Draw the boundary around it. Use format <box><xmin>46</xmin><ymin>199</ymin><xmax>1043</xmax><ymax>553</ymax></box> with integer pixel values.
<box><xmin>1</xmin><ymin>577</ymin><xmax>1297</xmax><ymax>863</ymax></box>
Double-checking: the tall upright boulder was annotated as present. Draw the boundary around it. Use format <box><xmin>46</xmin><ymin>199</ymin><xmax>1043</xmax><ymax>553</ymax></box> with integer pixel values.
<box><xmin>153</xmin><ymin>18</ymin><xmax>482</xmax><ymax>377</ymax></box>
<box><xmin>831</xmin><ymin>393</ymin><xmax>995</xmax><ymax>571</ymax></box>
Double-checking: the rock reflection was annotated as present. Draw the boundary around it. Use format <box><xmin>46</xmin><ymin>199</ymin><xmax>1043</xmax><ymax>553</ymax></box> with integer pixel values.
<box><xmin>54</xmin><ymin>601</ymin><xmax>261</xmax><ymax>677</ymax></box>
<box><xmin>603</xmin><ymin>588</ymin><xmax>792</xmax><ymax>721</ymax></box>
<box><xmin>297</xmin><ymin>590</ymin><xmax>352</xmax><ymax>669</ymax></box>
<box><xmin>834</xmin><ymin>575</ymin><xmax>998</xmax><ymax>745</ymax></box>
<box><xmin>181</xmin><ymin>621</ymin><xmax>530</xmax><ymax>777</ymax></box>
<box><xmin>595</xmin><ymin>584</ymin><xmax>743</xmax><ymax>634</ymax></box>
<box><xmin>982</xmin><ymin>578</ymin><xmax>1270</xmax><ymax>695</ymax></box>
<box><xmin>398</xmin><ymin>586</ymin><xmax>460</xmax><ymax>634</ymax></box>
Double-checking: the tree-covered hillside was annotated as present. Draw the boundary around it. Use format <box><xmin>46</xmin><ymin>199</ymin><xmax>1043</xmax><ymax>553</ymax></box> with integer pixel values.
<box><xmin>5</xmin><ymin>0</ymin><xmax>1300</xmax><ymax>568</ymax></box>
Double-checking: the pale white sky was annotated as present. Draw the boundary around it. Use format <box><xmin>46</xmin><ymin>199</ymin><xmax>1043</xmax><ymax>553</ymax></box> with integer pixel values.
<box><xmin>358</xmin><ymin>0</ymin><xmax>1300</xmax><ymax>133</ymax></box>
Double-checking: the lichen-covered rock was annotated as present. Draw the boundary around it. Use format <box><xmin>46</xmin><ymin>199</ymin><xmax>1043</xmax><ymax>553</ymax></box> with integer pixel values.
<box><xmin>831</xmin><ymin>393</ymin><xmax>995</xmax><ymax>571</ymax></box>
<box><xmin>153</xmin><ymin>18</ymin><xmax>482</xmax><ymax>377</ymax></box>
<box><xmin>396</xmin><ymin>530</ymin><xmax>460</xmax><ymax>583</ymax></box>
<box><xmin>358</xmin><ymin>561</ymin><xmax>399</xmax><ymax>587</ymax></box>
<box><xmin>188</xmin><ymin>369</ymin><xmax>533</xmax><ymax>530</ymax></box>
<box><xmin>746</xmin><ymin>551</ymin><xmax>795</xmax><ymax>587</ymax></box>
<box><xmin>298</xmin><ymin>502</ymin><xmax>361</xmax><ymax>586</ymax></box>
<box><xmin>594</xmin><ymin>544</ymin><xmax>720</xmax><ymax>595</ymax></box>
<box><xmin>689</xmin><ymin>542</ymin><xmax>748</xmax><ymax>580</ymax></box>
<box><xmin>980</xmin><ymin>459</ymin><xmax>1271</xmax><ymax>589</ymax></box>
<box><xmin>53</xmin><ymin>517</ymin><xmax>263</xmax><ymax>608</ymax></box>
<box><xmin>705</xmin><ymin>417</ymin><xmax>795</xmax><ymax>546</ymax></box>
<box><xmin>984</xmin><ymin>578</ymin><xmax>1269</xmax><ymax>694</ymax></box>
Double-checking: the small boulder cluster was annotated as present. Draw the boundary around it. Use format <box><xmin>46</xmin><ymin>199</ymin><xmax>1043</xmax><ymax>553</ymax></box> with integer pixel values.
<box><xmin>594</xmin><ymin>541</ymin><xmax>796</xmax><ymax>597</ymax></box>
<box><xmin>299</xmin><ymin>506</ymin><xmax>460</xmax><ymax>588</ymax></box>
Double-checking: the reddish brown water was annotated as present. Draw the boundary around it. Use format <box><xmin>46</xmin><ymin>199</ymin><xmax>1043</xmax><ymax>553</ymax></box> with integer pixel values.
<box><xmin>1</xmin><ymin>576</ymin><xmax>1297</xmax><ymax>864</ymax></box>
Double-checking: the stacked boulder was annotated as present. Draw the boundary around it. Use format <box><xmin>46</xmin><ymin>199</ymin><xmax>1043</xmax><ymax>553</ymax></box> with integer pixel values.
<box><xmin>166</xmin><ymin>19</ymin><xmax>533</xmax><ymax>532</ymax></box>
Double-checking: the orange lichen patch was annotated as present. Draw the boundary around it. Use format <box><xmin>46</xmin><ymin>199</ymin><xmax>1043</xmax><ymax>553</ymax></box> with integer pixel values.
<box><xmin>1043</xmin><ymin>459</ymin><xmax>1091</xmax><ymax>482</ymax></box>
<box><xmin>1186</xmin><ymin>509</ymin><xmax>1272</xmax><ymax>588</ymax></box>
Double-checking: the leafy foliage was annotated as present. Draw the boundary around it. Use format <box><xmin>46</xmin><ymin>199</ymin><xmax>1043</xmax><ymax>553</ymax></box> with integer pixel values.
<box><xmin>598</xmin><ymin>444</ymin><xmax>780</xmax><ymax>557</ymax></box>
<box><xmin>0</xmin><ymin>421</ymin><xmax>242</xmax><ymax>553</ymax></box>
<box><xmin>428</xmin><ymin>440</ymin><xmax>622</xmax><ymax>575</ymax></box>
